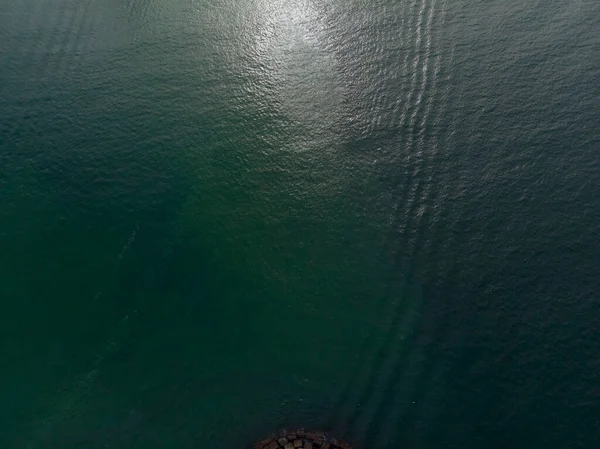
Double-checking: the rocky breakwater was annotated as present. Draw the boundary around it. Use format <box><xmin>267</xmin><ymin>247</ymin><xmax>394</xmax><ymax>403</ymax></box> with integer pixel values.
<box><xmin>252</xmin><ymin>430</ymin><xmax>356</xmax><ymax>449</ymax></box>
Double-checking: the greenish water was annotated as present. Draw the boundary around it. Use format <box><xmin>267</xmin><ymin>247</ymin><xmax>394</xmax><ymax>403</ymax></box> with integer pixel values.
<box><xmin>1</xmin><ymin>0</ymin><xmax>599</xmax><ymax>448</ymax></box>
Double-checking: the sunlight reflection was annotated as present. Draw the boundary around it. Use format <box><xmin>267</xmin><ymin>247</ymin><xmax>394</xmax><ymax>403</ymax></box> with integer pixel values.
<box><xmin>251</xmin><ymin>0</ymin><xmax>325</xmax><ymax>59</ymax></box>
<box><xmin>239</xmin><ymin>0</ymin><xmax>342</xmax><ymax>138</ymax></box>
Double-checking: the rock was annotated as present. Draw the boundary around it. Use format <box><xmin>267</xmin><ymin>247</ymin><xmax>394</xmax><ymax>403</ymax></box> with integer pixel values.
<box><xmin>306</xmin><ymin>432</ymin><xmax>324</xmax><ymax>442</ymax></box>
<box><xmin>254</xmin><ymin>436</ymin><xmax>276</xmax><ymax>449</ymax></box>
<box><xmin>252</xmin><ymin>430</ymin><xmax>352</xmax><ymax>449</ymax></box>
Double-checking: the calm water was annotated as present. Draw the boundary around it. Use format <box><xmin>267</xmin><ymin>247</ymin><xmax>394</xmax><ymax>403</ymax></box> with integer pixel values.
<box><xmin>1</xmin><ymin>0</ymin><xmax>599</xmax><ymax>448</ymax></box>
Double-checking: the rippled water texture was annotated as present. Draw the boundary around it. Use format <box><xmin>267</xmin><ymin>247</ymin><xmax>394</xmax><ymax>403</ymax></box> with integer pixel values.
<box><xmin>1</xmin><ymin>0</ymin><xmax>599</xmax><ymax>448</ymax></box>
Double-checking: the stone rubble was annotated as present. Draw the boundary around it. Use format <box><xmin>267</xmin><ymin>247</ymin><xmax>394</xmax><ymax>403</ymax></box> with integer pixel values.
<box><xmin>252</xmin><ymin>429</ymin><xmax>356</xmax><ymax>449</ymax></box>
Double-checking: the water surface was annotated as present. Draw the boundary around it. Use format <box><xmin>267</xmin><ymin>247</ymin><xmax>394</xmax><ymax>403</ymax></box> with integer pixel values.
<box><xmin>1</xmin><ymin>0</ymin><xmax>599</xmax><ymax>448</ymax></box>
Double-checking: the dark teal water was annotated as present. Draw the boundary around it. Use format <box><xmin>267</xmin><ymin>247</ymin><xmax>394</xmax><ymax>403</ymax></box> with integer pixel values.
<box><xmin>1</xmin><ymin>0</ymin><xmax>599</xmax><ymax>448</ymax></box>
